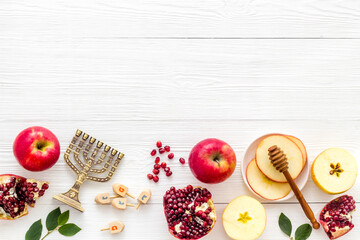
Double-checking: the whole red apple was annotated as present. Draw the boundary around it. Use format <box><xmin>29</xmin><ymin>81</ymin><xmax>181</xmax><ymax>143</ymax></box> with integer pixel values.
<box><xmin>13</xmin><ymin>126</ymin><xmax>60</xmax><ymax>171</ymax></box>
<box><xmin>188</xmin><ymin>138</ymin><xmax>236</xmax><ymax>184</ymax></box>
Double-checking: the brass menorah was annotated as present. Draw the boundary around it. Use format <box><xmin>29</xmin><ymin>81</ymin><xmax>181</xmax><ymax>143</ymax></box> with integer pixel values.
<box><xmin>53</xmin><ymin>129</ymin><xmax>124</xmax><ymax>212</ymax></box>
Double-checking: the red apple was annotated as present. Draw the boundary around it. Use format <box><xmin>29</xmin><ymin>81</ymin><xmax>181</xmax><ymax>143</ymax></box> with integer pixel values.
<box><xmin>188</xmin><ymin>138</ymin><xmax>236</xmax><ymax>184</ymax></box>
<box><xmin>13</xmin><ymin>126</ymin><xmax>60</xmax><ymax>171</ymax></box>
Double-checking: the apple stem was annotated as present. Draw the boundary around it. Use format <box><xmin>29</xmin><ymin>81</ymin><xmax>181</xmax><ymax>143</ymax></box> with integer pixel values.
<box><xmin>37</xmin><ymin>141</ymin><xmax>46</xmax><ymax>151</ymax></box>
<box><xmin>213</xmin><ymin>155</ymin><xmax>221</xmax><ymax>166</ymax></box>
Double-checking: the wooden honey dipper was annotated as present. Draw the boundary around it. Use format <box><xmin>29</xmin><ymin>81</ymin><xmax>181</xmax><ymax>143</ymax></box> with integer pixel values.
<box><xmin>268</xmin><ymin>145</ymin><xmax>320</xmax><ymax>229</ymax></box>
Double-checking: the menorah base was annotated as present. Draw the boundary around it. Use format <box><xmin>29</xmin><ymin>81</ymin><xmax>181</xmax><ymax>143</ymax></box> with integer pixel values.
<box><xmin>53</xmin><ymin>193</ymin><xmax>84</xmax><ymax>212</ymax></box>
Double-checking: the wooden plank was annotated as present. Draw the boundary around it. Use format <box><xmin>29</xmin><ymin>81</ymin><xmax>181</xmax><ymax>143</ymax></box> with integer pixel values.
<box><xmin>0</xmin><ymin>0</ymin><xmax>360</xmax><ymax>38</ymax></box>
<box><xmin>0</xmin><ymin>202</ymin><xmax>358</xmax><ymax>239</ymax></box>
<box><xmin>0</xmin><ymin>119</ymin><xmax>358</xmax><ymax>204</ymax></box>
<box><xmin>0</xmin><ymin>39</ymin><xmax>360</xmax><ymax>121</ymax></box>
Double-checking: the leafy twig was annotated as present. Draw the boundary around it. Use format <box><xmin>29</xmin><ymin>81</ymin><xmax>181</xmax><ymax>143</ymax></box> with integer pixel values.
<box><xmin>278</xmin><ymin>213</ymin><xmax>312</xmax><ymax>240</ymax></box>
<box><xmin>25</xmin><ymin>207</ymin><xmax>81</xmax><ymax>240</ymax></box>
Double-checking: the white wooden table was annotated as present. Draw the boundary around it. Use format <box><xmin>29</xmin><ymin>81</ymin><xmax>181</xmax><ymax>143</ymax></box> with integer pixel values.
<box><xmin>1</xmin><ymin>0</ymin><xmax>360</xmax><ymax>239</ymax></box>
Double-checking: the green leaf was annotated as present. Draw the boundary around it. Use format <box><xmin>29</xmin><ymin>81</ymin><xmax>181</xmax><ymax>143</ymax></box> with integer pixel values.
<box><xmin>25</xmin><ymin>219</ymin><xmax>43</xmax><ymax>240</ymax></box>
<box><xmin>58</xmin><ymin>223</ymin><xmax>81</xmax><ymax>236</ymax></box>
<box><xmin>278</xmin><ymin>213</ymin><xmax>292</xmax><ymax>237</ymax></box>
<box><xmin>295</xmin><ymin>224</ymin><xmax>312</xmax><ymax>240</ymax></box>
<box><xmin>46</xmin><ymin>207</ymin><xmax>61</xmax><ymax>231</ymax></box>
<box><xmin>58</xmin><ymin>210</ymin><xmax>70</xmax><ymax>225</ymax></box>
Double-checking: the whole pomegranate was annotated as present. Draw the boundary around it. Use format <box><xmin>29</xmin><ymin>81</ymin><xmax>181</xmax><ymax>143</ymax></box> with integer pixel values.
<box><xmin>163</xmin><ymin>185</ymin><xmax>216</xmax><ymax>239</ymax></box>
<box><xmin>0</xmin><ymin>174</ymin><xmax>49</xmax><ymax>220</ymax></box>
<box><xmin>319</xmin><ymin>195</ymin><xmax>356</xmax><ymax>239</ymax></box>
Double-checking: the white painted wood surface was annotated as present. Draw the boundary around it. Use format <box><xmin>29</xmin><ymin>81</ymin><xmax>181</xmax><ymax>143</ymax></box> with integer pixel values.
<box><xmin>0</xmin><ymin>0</ymin><xmax>360</xmax><ymax>239</ymax></box>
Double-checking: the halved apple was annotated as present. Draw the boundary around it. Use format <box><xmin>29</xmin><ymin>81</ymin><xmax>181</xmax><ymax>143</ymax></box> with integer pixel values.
<box><xmin>256</xmin><ymin>134</ymin><xmax>304</xmax><ymax>183</ymax></box>
<box><xmin>246</xmin><ymin>159</ymin><xmax>291</xmax><ymax>200</ymax></box>
<box><xmin>223</xmin><ymin>196</ymin><xmax>266</xmax><ymax>240</ymax></box>
<box><xmin>312</xmin><ymin>148</ymin><xmax>357</xmax><ymax>194</ymax></box>
<box><xmin>286</xmin><ymin>135</ymin><xmax>307</xmax><ymax>167</ymax></box>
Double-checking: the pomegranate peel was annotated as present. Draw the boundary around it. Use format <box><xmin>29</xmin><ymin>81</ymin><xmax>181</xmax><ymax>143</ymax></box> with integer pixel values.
<box><xmin>319</xmin><ymin>195</ymin><xmax>356</xmax><ymax>239</ymax></box>
<box><xmin>163</xmin><ymin>185</ymin><xmax>216</xmax><ymax>239</ymax></box>
<box><xmin>0</xmin><ymin>174</ymin><xmax>49</xmax><ymax>220</ymax></box>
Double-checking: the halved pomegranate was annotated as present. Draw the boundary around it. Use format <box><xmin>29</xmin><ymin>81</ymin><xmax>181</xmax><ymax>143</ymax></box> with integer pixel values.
<box><xmin>319</xmin><ymin>195</ymin><xmax>356</xmax><ymax>239</ymax></box>
<box><xmin>163</xmin><ymin>185</ymin><xmax>216</xmax><ymax>239</ymax></box>
<box><xmin>0</xmin><ymin>174</ymin><xmax>49</xmax><ymax>220</ymax></box>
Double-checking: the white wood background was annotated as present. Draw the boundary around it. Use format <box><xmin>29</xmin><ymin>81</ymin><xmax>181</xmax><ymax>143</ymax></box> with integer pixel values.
<box><xmin>1</xmin><ymin>0</ymin><xmax>360</xmax><ymax>239</ymax></box>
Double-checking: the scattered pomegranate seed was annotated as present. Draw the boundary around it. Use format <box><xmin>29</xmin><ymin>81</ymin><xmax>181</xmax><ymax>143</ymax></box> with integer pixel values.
<box><xmin>164</xmin><ymin>167</ymin><xmax>170</xmax><ymax>172</ymax></box>
<box><xmin>153</xmin><ymin>176</ymin><xmax>159</xmax><ymax>182</ymax></box>
<box><xmin>147</xmin><ymin>174</ymin><xmax>154</xmax><ymax>180</ymax></box>
<box><xmin>155</xmin><ymin>157</ymin><xmax>160</xmax><ymax>164</ymax></box>
<box><xmin>179</xmin><ymin>157</ymin><xmax>185</xmax><ymax>164</ymax></box>
<box><xmin>151</xmin><ymin>149</ymin><xmax>157</xmax><ymax>156</ymax></box>
<box><xmin>164</xmin><ymin>145</ymin><xmax>170</xmax><ymax>152</ymax></box>
<box><xmin>166</xmin><ymin>171</ymin><xmax>173</xmax><ymax>177</ymax></box>
<box><xmin>42</xmin><ymin>183</ymin><xmax>49</xmax><ymax>190</ymax></box>
<box><xmin>168</xmin><ymin>153</ymin><xmax>174</xmax><ymax>159</ymax></box>
<box><xmin>154</xmin><ymin>164</ymin><xmax>161</xmax><ymax>169</ymax></box>
<box><xmin>161</xmin><ymin>162</ymin><xmax>167</xmax><ymax>168</ymax></box>
<box><xmin>159</xmin><ymin>148</ymin><xmax>165</xmax><ymax>154</ymax></box>
<box><xmin>156</xmin><ymin>141</ymin><xmax>162</xmax><ymax>148</ymax></box>
<box><xmin>153</xmin><ymin>169</ymin><xmax>160</xmax><ymax>175</ymax></box>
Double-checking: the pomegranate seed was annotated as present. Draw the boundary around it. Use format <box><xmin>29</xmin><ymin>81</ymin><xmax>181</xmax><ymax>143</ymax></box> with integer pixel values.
<box><xmin>156</xmin><ymin>141</ymin><xmax>162</xmax><ymax>148</ymax></box>
<box><xmin>155</xmin><ymin>157</ymin><xmax>160</xmax><ymax>164</ymax></box>
<box><xmin>154</xmin><ymin>164</ymin><xmax>161</xmax><ymax>170</ymax></box>
<box><xmin>147</xmin><ymin>174</ymin><xmax>154</xmax><ymax>180</ymax></box>
<box><xmin>159</xmin><ymin>148</ymin><xmax>165</xmax><ymax>154</ymax></box>
<box><xmin>153</xmin><ymin>176</ymin><xmax>159</xmax><ymax>182</ymax></box>
<box><xmin>163</xmin><ymin>186</ymin><xmax>214</xmax><ymax>239</ymax></box>
<box><xmin>319</xmin><ymin>195</ymin><xmax>356</xmax><ymax>239</ymax></box>
<box><xmin>168</xmin><ymin>153</ymin><xmax>174</xmax><ymax>159</ymax></box>
<box><xmin>151</xmin><ymin>149</ymin><xmax>157</xmax><ymax>156</ymax></box>
<box><xmin>179</xmin><ymin>157</ymin><xmax>185</xmax><ymax>164</ymax></box>
<box><xmin>164</xmin><ymin>145</ymin><xmax>170</xmax><ymax>152</ymax></box>
<box><xmin>153</xmin><ymin>169</ymin><xmax>160</xmax><ymax>175</ymax></box>
<box><xmin>41</xmin><ymin>183</ymin><xmax>49</xmax><ymax>190</ymax></box>
<box><xmin>161</xmin><ymin>162</ymin><xmax>167</xmax><ymax>168</ymax></box>
<box><xmin>166</xmin><ymin>171</ymin><xmax>173</xmax><ymax>177</ymax></box>
<box><xmin>164</xmin><ymin>167</ymin><xmax>170</xmax><ymax>172</ymax></box>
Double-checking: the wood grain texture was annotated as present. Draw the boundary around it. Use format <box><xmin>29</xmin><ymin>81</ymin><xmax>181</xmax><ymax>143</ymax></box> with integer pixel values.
<box><xmin>1</xmin><ymin>0</ymin><xmax>360</xmax><ymax>239</ymax></box>
<box><xmin>0</xmin><ymin>0</ymin><xmax>360</xmax><ymax>38</ymax></box>
<box><xmin>0</xmin><ymin>40</ymin><xmax>360</xmax><ymax>121</ymax></box>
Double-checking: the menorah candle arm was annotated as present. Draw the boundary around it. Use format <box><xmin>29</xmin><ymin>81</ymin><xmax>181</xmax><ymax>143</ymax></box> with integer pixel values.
<box><xmin>283</xmin><ymin>170</ymin><xmax>320</xmax><ymax>229</ymax></box>
<box><xmin>64</xmin><ymin>153</ymin><xmax>80</xmax><ymax>174</ymax></box>
<box><xmin>73</xmin><ymin>152</ymin><xmax>86</xmax><ymax>168</ymax></box>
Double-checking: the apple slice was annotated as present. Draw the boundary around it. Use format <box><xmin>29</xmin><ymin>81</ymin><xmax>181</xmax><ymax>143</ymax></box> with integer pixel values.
<box><xmin>246</xmin><ymin>159</ymin><xmax>291</xmax><ymax>200</ymax></box>
<box><xmin>256</xmin><ymin>134</ymin><xmax>303</xmax><ymax>183</ymax></box>
<box><xmin>223</xmin><ymin>196</ymin><xmax>266</xmax><ymax>240</ymax></box>
<box><xmin>312</xmin><ymin>148</ymin><xmax>357</xmax><ymax>194</ymax></box>
<box><xmin>286</xmin><ymin>135</ymin><xmax>307</xmax><ymax>167</ymax></box>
